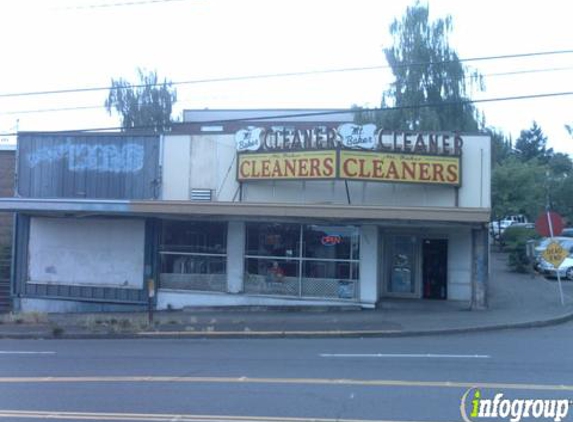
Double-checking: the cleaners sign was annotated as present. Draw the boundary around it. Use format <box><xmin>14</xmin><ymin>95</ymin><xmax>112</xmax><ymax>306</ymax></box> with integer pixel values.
<box><xmin>236</xmin><ymin>125</ymin><xmax>462</xmax><ymax>186</ymax></box>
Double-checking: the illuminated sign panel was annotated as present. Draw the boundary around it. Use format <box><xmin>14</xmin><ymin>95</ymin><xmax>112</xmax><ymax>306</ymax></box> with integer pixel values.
<box><xmin>237</xmin><ymin>150</ymin><xmax>336</xmax><ymax>181</ymax></box>
<box><xmin>339</xmin><ymin>151</ymin><xmax>460</xmax><ymax>186</ymax></box>
<box><xmin>235</xmin><ymin>125</ymin><xmax>465</xmax><ymax>186</ymax></box>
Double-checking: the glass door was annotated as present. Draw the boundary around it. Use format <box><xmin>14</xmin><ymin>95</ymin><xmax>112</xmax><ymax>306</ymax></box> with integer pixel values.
<box><xmin>384</xmin><ymin>235</ymin><xmax>419</xmax><ymax>298</ymax></box>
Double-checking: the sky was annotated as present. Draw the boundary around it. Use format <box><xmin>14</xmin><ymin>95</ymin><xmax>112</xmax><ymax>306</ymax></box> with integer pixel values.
<box><xmin>1</xmin><ymin>0</ymin><xmax>572</xmax><ymax>156</ymax></box>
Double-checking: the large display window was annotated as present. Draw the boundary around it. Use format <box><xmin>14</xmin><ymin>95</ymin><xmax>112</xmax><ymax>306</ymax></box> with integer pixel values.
<box><xmin>159</xmin><ymin>220</ymin><xmax>227</xmax><ymax>292</ymax></box>
<box><xmin>244</xmin><ymin>223</ymin><xmax>360</xmax><ymax>300</ymax></box>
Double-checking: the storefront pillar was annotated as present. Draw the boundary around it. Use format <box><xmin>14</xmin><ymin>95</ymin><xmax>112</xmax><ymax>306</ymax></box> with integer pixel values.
<box><xmin>227</xmin><ymin>221</ymin><xmax>245</xmax><ymax>293</ymax></box>
<box><xmin>471</xmin><ymin>225</ymin><xmax>489</xmax><ymax>309</ymax></box>
<box><xmin>359</xmin><ymin>225</ymin><xmax>379</xmax><ymax>308</ymax></box>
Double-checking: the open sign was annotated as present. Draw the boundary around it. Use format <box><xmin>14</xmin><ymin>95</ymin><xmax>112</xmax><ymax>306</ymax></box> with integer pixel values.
<box><xmin>321</xmin><ymin>234</ymin><xmax>342</xmax><ymax>246</ymax></box>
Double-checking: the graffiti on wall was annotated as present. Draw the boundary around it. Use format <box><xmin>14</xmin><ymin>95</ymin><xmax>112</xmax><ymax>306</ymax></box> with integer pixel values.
<box><xmin>27</xmin><ymin>143</ymin><xmax>145</xmax><ymax>173</ymax></box>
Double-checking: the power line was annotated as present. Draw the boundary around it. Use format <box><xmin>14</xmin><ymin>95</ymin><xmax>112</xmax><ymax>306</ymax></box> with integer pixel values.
<box><xmin>1</xmin><ymin>49</ymin><xmax>572</xmax><ymax>99</ymax></box>
<box><xmin>3</xmin><ymin>90</ymin><xmax>573</xmax><ymax>136</ymax></box>
<box><xmin>2</xmin><ymin>63</ymin><xmax>573</xmax><ymax>117</ymax></box>
<box><xmin>0</xmin><ymin>105</ymin><xmax>103</xmax><ymax>116</ymax></box>
<box><xmin>486</xmin><ymin>66</ymin><xmax>573</xmax><ymax>77</ymax></box>
<box><xmin>51</xmin><ymin>0</ymin><xmax>189</xmax><ymax>11</ymax></box>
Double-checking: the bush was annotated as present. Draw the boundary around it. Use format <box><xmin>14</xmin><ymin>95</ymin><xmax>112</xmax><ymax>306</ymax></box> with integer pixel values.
<box><xmin>502</xmin><ymin>226</ymin><xmax>539</xmax><ymax>273</ymax></box>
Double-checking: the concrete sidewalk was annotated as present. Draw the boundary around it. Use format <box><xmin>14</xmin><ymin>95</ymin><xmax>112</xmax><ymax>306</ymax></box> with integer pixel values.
<box><xmin>1</xmin><ymin>252</ymin><xmax>573</xmax><ymax>339</ymax></box>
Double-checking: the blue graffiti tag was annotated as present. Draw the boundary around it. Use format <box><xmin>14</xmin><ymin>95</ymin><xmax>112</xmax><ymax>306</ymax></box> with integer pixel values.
<box><xmin>27</xmin><ymin>143</ymin><xmax>145</xmax><ymax>173</ymax></box>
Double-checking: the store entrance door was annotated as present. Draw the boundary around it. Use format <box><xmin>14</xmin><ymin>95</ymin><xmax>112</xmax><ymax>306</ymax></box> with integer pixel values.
<box><xmin>422</xmin><ymin>239</ymin><xmax>448</xmax><ymax>300</ymax></box>
<box><xmin>384</xmin><ymin>235</ymin><xmax>418</xmax><ymax>298</ymax></box>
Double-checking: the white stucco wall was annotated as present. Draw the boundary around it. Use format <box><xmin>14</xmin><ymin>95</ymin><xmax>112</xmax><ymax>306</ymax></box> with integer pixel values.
<box><xmin>447</xmin><ymin>228</ymin><xmax>472</xmax><ymax>301</ymax></box>
<box><xmin>161</xmin><ymin>135</ymin><xmax>191</xmax><ymax>200</ymax></box>
<box><xmin>161</xmin><ymin>133</ymin><xmax>490</xmax><ymax>210</ymax></box>
<box><xmin>28</xmin><ymin>217</ymin><xmax>145</xmax><ymax>288</ymax></box>
<box><xmin>162</xmin><ymin>133</ymin><xmax>238</xmax><ymax>201</ymax></box>
<box><xmin>156</xmin><ymin>290</ymin><xmax>359</xmax><ymax>310</ymax></box>
<box><xmin>227</xmin><ymin>221</ymin><xmax>245</xmax><ymax>294</ymax></box>
<box><xmin>359</xmin><ymin>225</ymin><xmax>378</xmax><ymax>308</ymax></box>
<box><xmin>458</xmin><ymin>135</ymin><xmax>491</xmax><ymax>209</ymax></box>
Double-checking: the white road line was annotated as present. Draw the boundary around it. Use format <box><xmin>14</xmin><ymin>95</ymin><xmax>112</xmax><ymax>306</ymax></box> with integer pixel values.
<box><xmin>319</xmin><ymin>353</ymin><xmax>490</xmax><ymax>359</ymax></box>
<box><xmin>0</xmin><ymin>409</ymin><xmax>459</xmax><ymax>422</ymax></box>
<box><xmin>0</xmin><ymin>376</ymin><xmax>570</xmax><ymax>391</ymax></box>
<box><xmin>0</xmin><ymin>351</ymin><xmax>56</xmax><ymax>355</ymax></box>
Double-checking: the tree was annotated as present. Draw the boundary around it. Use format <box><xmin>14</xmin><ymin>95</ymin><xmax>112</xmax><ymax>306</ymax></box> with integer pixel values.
<box><xmin>513</xmin><ymin>121</ymin><xmax>552</xmax><ymax>163</ymax></box>
<box><xmin>487</xmin><ymin>128</ymin><xmax>513</xmax><ymax>166</ymax></box>
<box><xmin>491</xmin><ymin>156</ymin><xmax>546</xmax><ymax>221</ymax></box>
<box><xmin>548</xmin><ymin>152</ymin><xmax>573</xmax><ymax>178</ymax></box>
<box><xmin>105</xmin><ymin>68</ymin><xmax>177</xmax><ymax>132</ymax></box>
<box><xmin>360</xmin><ymin>2</ymin><xmax>483</xmax><ymax>131</ymax></box>
<box><xmin>490</xmin><ymin>122</ymin><xmax>573</xmax><ymax>225</ymax></box>
<box><xmin>546</xmin><ymin>152</ymin><xmax>573</xmax><ymax>223</ymax></box>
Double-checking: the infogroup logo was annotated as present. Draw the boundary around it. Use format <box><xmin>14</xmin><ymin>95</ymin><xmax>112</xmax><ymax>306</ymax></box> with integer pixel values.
<box><xmin>460</xmin><ymin>389</ymin><xmax>571</xmax><ymax>422</ymax></box>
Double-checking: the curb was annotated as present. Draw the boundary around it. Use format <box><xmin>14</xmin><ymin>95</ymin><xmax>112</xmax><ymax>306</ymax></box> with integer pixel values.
<box><xmin>1</xmin><ymin>310</ymin><xmax>573</xmax><ymax>340</ymax></box>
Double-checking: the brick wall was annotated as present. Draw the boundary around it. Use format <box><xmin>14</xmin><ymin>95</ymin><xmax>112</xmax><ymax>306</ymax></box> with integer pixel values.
<box><xmin>0</xmin><ymin>151</ymin><xmax>15</xmax><ymax>247</ymax></box>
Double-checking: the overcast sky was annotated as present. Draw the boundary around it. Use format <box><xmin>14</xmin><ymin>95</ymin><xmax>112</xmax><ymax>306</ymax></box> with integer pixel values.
<box><xmin>1</xmin><ymin>0</ymin><xmax>572</xmax><ymax>155</ymax></box>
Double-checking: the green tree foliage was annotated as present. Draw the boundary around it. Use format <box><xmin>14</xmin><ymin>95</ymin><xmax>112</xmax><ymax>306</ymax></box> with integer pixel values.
<box><xmin>486</xmin><ymin>128</ymin><xmax>512</xmax><ymax>166</ymax></box>
<box><xmin>502</xmin><ymin>225</ymin><xmax>539</xmax><ymax>273</ymax></box>
<box><xmin>548</xmin><ymin>152</ymin><xmax>573</xmax><ymax>178</ymax></box>
<box><xmin>491</xmin><ymin>156</ymin><xmax>546</xmax><ymax>221</ymax></box>
<box><xmin>547</xmin><ymin>153</ymin><xmax>573</xmax><ymax>223</ymax></box>
<box><xmin>514</xmin><ymin>121</ymin><xmax>553</xmax><ymax>163</ymax></box>
<box><xmin>359</xmin><ymin>3</ymin><xmax>483</xmax><ymax>131</ymax></box>
<box><xmin>105</xmin><ymin>68</ymin><xmax>177</xmax><ymax>132</ymax></box>
<box><xmin>491</xmin><ymin>120</ymin><xmax>573</xmax><ymax>226</ymax></box>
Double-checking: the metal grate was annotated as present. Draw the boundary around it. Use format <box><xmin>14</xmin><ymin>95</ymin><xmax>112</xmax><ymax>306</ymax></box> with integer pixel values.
<box><xmin>302</xmin><ymin>278</ymin><xmax>357</xmax><ymax>299</ymax></box>
<box><xmin>159</xmin><ymin>273</ymin><xmax>226</xmax><ymax>292</ymax></box>
<box><xmin>0</xmin><ymin>244</ymin><xmax>11</xmax><ymax>312</ymax></box>
<box><xmin>243</xmin><ymin>275</ymin><xmax>300</xmax><ymax>297</ymax></box>
<box><xmin>190</xmin><ymin>189</ymin><xmax>212</xmax><ymax>201</ymax></box>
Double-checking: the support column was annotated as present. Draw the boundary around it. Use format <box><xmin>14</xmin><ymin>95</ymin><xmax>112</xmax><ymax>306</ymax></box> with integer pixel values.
<box><xmin>471</xmin><ymin>225</ymin><xmax>489</xmax><ymax>310</ymax></box>
<box><xmin>359</xmin><ymin>225</ymin><xmax>379</xmax><ymax>308</ymax></box>
<box><xmin>226</xmin><ymin>221</ymin><xmax>245</xmax><ymax>294</ymax></box>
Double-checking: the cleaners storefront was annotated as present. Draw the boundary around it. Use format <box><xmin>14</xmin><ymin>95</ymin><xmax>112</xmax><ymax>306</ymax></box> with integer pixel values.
<box><xmin>4</xmin><ymin>120</ymin><xmax>490</xmax><ymax>312</ymax></box>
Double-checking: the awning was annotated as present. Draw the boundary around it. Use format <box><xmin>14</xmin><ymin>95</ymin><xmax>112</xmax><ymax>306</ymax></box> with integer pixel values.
<box><xmin>0</xmin><ymin>198</ymin><xmax>490</xmax><ymax>225</ymax></box>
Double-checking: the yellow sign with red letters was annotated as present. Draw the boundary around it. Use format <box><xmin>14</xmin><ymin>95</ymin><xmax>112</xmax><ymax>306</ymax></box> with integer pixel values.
<box><xmin>339</xmin><ymin>151</ymin><xmax>460</xmax><ymax>186</ymax></box>
<box><xmin>237</xmin><ymin>150</ymin><xmax>461</xmax><ymax>186</ymax></box>
<box><xmin>237</xmin><ymin>151</ymin><xmax>336</xmax><ymax>181</ymax></box>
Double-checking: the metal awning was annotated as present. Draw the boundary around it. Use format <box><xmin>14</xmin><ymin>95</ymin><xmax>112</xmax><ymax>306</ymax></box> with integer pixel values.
<box><xmin>0</xmin><ymin>198</ymin><xmax>490</xmax><ymax>225</ymax></box>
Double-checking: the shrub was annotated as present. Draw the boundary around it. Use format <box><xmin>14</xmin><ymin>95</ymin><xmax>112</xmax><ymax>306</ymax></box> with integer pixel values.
<box><xmin>502</xmin><ymin>226</ymin><xmax>539</xmax><ymax>273</ymax></box>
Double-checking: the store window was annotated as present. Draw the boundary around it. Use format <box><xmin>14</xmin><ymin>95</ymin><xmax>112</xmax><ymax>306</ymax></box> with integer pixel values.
<box><xmin>301</xmin><ymin>225</ymin><xmax>359</xmax><ymax>299</ymax></box>
<box><xmin>244</xmin><ymin>223</ymin><xmax>359</xmax><ymax>300</ymax></box>
<box><xmin>159</xmin><ymin>220</ymin><xmax>227</xmax><ymax>292</ymax></box>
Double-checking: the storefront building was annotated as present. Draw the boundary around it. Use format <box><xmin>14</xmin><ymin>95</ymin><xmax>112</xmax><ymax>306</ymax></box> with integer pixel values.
<box><xmin>1</xmin><ymin>114</ymin><xmax>490</xmax><ymax>312</ymax></box>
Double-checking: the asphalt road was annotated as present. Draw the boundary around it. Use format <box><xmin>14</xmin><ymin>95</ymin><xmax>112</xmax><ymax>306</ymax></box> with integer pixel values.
<box><xmin>0</xmin><ymin>322</ymin><xmax>572</xmax><ymax>422</ymax></box>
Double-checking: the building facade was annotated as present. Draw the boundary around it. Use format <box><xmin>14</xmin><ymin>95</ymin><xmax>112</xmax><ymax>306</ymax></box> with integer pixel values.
<box><xmin>2</xmin><ymin>116</ymin><xmax>491</xmax><ymax>312</ymax></box>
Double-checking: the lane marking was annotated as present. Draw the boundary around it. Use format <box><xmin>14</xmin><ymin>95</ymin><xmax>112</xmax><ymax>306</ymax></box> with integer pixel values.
<box><xmin>319</xmin><ymin>353</ymin><xmax>491</xmax><ymax>359</ymax></box>
<box><xmin>0</xmin><ymin>376</ymin><xmax>570</xmax><ymax>391</ymax></box>
<box><xmin>137</xmin><ymin>330</ymin><xmax>402</xmax><ymax>336</ymax></box>
<box><xmin>0</xmin><ymin>409</ymin><xmax>458</xmax><ymax>422</ymax></box>
<box><xmin>0</xmin><ymin>351</ymin><xmax>56</xmax><ymax>355</ymax></box>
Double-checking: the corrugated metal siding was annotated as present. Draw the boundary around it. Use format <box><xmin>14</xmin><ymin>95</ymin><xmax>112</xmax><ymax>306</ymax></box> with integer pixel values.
<box><xmin>17</xmin><ymin>133</ymin><xmax>160</xmax><ymax>199</ymax></box>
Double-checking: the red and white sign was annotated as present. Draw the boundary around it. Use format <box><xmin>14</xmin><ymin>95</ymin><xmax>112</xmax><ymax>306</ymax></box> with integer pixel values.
<box><xmin>535</xmin><ymin>211</ymin><xmax>564</xmax><ymax>237</ymax></box>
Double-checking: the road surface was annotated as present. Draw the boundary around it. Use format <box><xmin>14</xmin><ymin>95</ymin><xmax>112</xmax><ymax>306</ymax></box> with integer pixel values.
<box><xmin>0</xmin><ymin>322</ymin><xmax>572</xmax><ymax>421</ymax></box>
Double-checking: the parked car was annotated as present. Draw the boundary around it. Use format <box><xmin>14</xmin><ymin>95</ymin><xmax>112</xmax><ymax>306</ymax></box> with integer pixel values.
<box><xmin>489</xmin><ymin>215</ymin><xmax>529</xmax><ymax>241</ymax></box>
<box><xmin>561</xmin><ymin>228</ymin><xmax>573</xmax><ymax>238</ymax></box>
<box><xmin>534</xmin><ymin>237</ymin><xmax>573</xmax><ymax>278</ymax></box>
<box><xmin>538</xmin><ymin>255</ymin><xmax>573</xmax><ymax>280</ymax></box>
